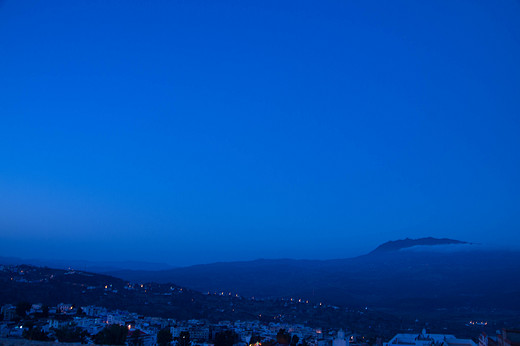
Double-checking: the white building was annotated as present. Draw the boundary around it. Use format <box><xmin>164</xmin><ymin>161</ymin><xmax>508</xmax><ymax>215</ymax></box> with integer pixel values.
<box><xmin>333</xmin><ymin>330</ymin><xmax>347</xmax><ymax>346</ymax></box>
<box><xmin>385</xmin><ymin>329</ymin><xmax>477</xmax><ymax>346</ymax></box>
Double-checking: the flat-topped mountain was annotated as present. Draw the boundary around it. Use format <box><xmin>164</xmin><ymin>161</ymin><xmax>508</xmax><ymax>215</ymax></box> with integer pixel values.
<box><xmin>369</xmin><ymin>237</ymin><xmax>469</xmax><ymax>254</ymax></box>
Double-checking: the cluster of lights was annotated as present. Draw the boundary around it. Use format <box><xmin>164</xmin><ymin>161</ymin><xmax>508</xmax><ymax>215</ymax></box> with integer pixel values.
<box><xmin>286</xmin><ymin>297</ymin><xmax>310</xmax><ymax>304</ymax></box>
<box><xmin>211</xmin><ymin>291</ymin><xmax>240</xmax><ymax>297</ymax></box>
<box><xmin>469</xmin><ymin>321</ymin><xmax>488</xmax><ymax>326</ymax></box>
<box><xmin>273</xmin><ymin>314</ymin><xmax>283</xmax><ymax>320</ymax></box>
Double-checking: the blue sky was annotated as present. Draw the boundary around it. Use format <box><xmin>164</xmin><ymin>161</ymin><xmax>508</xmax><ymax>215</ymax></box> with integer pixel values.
<box><xmin>1</xmin><ymin>0</ymin><xmax>519</xmax><ymax>265</ymax></box>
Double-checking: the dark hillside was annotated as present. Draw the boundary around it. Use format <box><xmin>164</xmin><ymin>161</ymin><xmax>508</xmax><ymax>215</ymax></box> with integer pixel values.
<box><xmin>108</xmin><ymin>239</ymin><xmax>520</xmax><ymax>312</ymax></box>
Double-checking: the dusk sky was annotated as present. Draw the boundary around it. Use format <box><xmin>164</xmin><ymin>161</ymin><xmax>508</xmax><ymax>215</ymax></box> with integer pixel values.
<box><xmin>1</xmin><ymin>0</ymin><xmax>519</xmax><ymax>266</ymax></box>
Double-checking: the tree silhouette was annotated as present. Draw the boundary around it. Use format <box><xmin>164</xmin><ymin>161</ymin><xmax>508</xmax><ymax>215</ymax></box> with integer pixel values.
<box><xmin>277</xmin><ymin>329</ymin><xmax>291</xmax><ymax>345</ymax></box>
<box><xmin>157</xmin><ymin>328</ymin><xmax>173</xmax><ymax>346</ymax></box>
<box><xmin>250</xmin><ymin>334</ymin><xmax>263</xmax><ymax>345</ymax></box>
<box><xmin>16</xmin><ymin>302</ymin><xmax>31</xmax><ymax>317</ymax></box>
<box><xmin>215</xmin><ymin>330</ymin><xmax>238</xmax><ymax>346</ymax></box>
<box><xmin>23</xmin><ymin>326</ymin><xmax>50</xmax><ymax>341</ymax></box>
<box><xmin>94</xmin><ymin>324</ymin><xmax>128</xmax><ymax>345</ymax></box>
<box><xmin>55</xmin><ymin>325</ymin><xmax>88</xmax><ymax>343</ymax></box>
<box><xmin>128</xmin><ymin>329</ymin><xmax>144</xmax><ymax>346</ymax></box>
<box><xmin>41</xmin><ymin>306</ymin><xmax>49</xmax><ymax>318</ymax></box>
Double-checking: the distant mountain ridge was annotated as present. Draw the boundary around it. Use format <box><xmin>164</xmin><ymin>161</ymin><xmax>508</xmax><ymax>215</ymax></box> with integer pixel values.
<box><xmin>104</xmin><ymin>237</ymin><xmax>520</xmax><ymax>312</ymax></box>
<box><xmin>369</xmin><ymin>237</ymin><xmax>469</xmax><ymax>254</ymax></box>
<box><xmin>0</xmin><ymin>256</ymin><xmax>175</xmax><ymax>272</ymax></box>
<box><xmin>4</xmin><ymin>238</ymin><xmax>520</xmax><ymax>314</ymax></box>
<box><xmin>0</xmin><ymin>238</ymin><xmax>468</xmax><ymax>272</ymax></box>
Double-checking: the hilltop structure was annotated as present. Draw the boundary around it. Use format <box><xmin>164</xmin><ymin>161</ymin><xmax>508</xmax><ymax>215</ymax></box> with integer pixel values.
<box><xmin>384</xmin><ymin>329</ymin><xmax>476</xmax><ymax>346</ymax></box>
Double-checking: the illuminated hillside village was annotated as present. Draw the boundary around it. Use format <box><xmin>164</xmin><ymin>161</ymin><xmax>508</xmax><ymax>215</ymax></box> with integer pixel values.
<box><xmin>1</xmin><ymin>265</ymin><xmax>519</xmax><ymax>346</ymax></box>
<box><xmin>1</xmin><ymin>301</ymin><xmax>518</xmax><ymax>346</ymax></box>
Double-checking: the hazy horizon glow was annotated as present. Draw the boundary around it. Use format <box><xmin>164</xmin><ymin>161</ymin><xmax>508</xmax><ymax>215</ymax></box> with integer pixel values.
<box><xmin>1</xmin><ymin>0</ymin><xmax>520</xmax><ymax>266</ymax></box>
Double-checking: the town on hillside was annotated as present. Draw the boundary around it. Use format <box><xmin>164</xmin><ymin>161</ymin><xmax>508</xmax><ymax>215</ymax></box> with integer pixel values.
<box><xmin>1</xmin><ymin>264</ymin><xmax>519</xmax><ymax>346</ymax></box>
<box><xmin>2</xmin><ymin>299</ymin><xmax>519</xmax><ymax>346</ymax></box>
